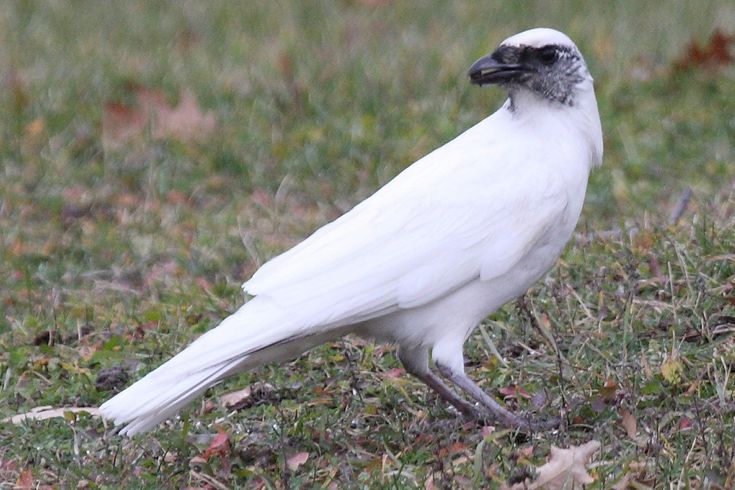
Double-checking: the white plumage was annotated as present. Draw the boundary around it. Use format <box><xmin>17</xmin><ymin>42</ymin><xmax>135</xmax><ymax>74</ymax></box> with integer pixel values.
<box><xmin>101</xmin><ymin>28</ymin><xmax>602</xmax><ymax>435</ymax></box>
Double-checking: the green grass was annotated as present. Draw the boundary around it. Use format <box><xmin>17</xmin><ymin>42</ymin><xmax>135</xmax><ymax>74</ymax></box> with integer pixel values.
<box><xmin>1</xmin><ymin>0</ymin><xmax>735</xmax><ymax>487</ymax></box>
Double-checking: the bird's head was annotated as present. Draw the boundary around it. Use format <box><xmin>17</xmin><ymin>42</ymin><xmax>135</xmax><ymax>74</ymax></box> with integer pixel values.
<box><xmin>469</xmin><ymin>28</ymin><xmax>592</xmax><ymax>107</ymax></box>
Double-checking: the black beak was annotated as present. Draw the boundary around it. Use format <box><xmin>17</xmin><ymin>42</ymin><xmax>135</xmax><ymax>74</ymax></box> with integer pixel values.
<box><xmin>468</xmin><ymin>52</ymin><xmax>528</xmax><ymax>86</ymax></box>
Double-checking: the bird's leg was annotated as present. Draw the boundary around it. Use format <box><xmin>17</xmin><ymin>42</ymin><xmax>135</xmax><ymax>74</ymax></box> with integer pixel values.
<box><xmin>398</xmin><ymin>346</ymin><xmax>482</xmax><ymax>419</ymax></box>
<box><xmin>435</xmin><ymin>362</ymin><xmax>560</xmax><ymax>431</ymax></box>
<box><xmin>434</xmin><ymin>361</ymin><xmax>528</xmax><ymax>428</ymax></box>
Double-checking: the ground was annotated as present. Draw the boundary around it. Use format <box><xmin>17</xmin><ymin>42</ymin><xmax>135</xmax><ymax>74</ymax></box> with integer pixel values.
<box><xmin>1</xmin><ymin>1</ymin><xmax>735</xmax><ymax>488</ymax></box>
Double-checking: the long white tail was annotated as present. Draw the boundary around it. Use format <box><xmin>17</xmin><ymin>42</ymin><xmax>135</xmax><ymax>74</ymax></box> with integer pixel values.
<box><xmin>100</xmin><ymin>297</ymin><xmax>328</xmax><ymax>436</ymax></box>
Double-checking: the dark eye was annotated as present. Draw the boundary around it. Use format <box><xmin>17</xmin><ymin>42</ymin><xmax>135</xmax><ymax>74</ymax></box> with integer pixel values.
<box><xmin>538</xmin><ymin>47</ymin><xmax>558</xmax><ymax>65</ymax></box>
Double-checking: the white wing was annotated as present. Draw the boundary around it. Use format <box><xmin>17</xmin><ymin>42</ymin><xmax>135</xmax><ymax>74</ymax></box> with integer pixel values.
<box><xmin>244</xmin><ymin>113</ymin><xmax>569</xmax><ymax>328</ymax></box>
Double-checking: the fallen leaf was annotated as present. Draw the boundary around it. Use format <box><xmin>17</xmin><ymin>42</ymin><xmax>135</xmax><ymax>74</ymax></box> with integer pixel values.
<box><xmin>16</xmin><ymin>468</ymin><xmax>33</xmax><ymax>489</ymax></box>
<box><xmin>202</xmin><ymin>431</ymin><xmax>230</xmax><ymax>461</ymax></box>
<box><xmin>611</xmin><ymin>460</ymin><xmax>652</xmax><ymax>490</ymax></box>
<box><xmin>620</xmin><ymin>409</ymin><xmax>637</xmax><ymax>440</ymax></box>
<box><xmin>3</xmin><ymin>406</ymin><xmax>101</xmax><ymax>424</ymax></box>
<box><xmin>683</xmin><ymin>328</ymin><xmax>701</xmax><ymax>342</ymax></box>
<box><xmin>498</xmin><ymin>384</ymin><xmax>532</xmax><ymax>399</ymax></box>
<box><xmin>219</xmin><ymin>386</ymin><xmax>252</xmax><ymax>410</ymax></box>
<box><xmin>660</xmin><ymin>353</ymin><xmax>683</xmax><ymax>384</ymax></box>
<box><xmin>102</xmin><ymin>101</ymin><xmax>148</xmax><ymax>149</ymax></box>
<box><xmin>611</xmin><ymin>471</ymin><xmax>633</xmax><ymax>490</ymax></box>
<box><xmin>25</xmin><ymin>118</ymin><xmax>45</xmax><ymax>137</ymax></box>
<box><xmin>674</xmin><ymin>29</ymin><xmax>735</xmax><ymax>71</ymax></box>
<box><xmin>590</xmin><ymin>396</ymin><xmax>607</xmax><ymax>412</ymax></box>
<box><xmin>383</xmin><ymin>367</ymin><xmax>405</xmax><ymax>378</ymax></box>
<box><xmin>154</xmin><ymin>90</ymin><xmax>216</xmax><ymax>141</ymax></box>
<box><xmin>76</xmin><ymin>478</ymin><xmax>92</xmax><ymax>489</ymax></box>
<box><xmin>517</xmin><ymin>446</ymin><xmax>535</xmax><ymax>459</ymax></box>
<box><xmin>102</xmin><ymin>86</ymin><xmax>215</xmax><ymax>150</ymax></box>
<box><xmin>189</xmin><ymin>455</ymin><xmax>206</xmax><ymax>468</ymax></box>
<box><xmin>438</xmin><ymin>442</ymin><xmax>467</xmax><ymax>458</ymax></box>
<box><xmin>424</xmin><ymin>474</ymin><xmax>436</xmax><ymax>490</ymax></box>
<box><xmin>640</xmin><ymin>353</ymin><xmax>652</xmax><ymax>378</ymax></box>
<box><xmin>95</xmin><ymin>366</ymin><xmax>129</xmax><ymax>391</ymax></box>
<box><xmin>508</xmin><ymin>440</ymin><xmax>600</xmax><ymax>489</ymax></box>
<box><xmin>195</xmin><ymin>277</ymin><xmax>213</xmax><ymax>291</ymax></box>
<box><xmin>166</xmin><ymin>189</ymin><xmax>188</xmax><ymax>205</ymax></box>
<box><xmin>286</xmin><ymin>451</ymin><xmax>309</xmax><ymax>471</ymax></box>
<box><xmin>600</xmin><ymin>378</ymin><xmax>618</xmax><ymax>401</ymax></box>
<box><xmin>684</xmin><ymin>381</ymin><xmax>699</xmax><ymax>396</ymax></box>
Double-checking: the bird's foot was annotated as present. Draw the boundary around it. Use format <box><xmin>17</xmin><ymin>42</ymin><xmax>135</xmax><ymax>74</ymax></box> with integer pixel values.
<box><xmin>516</xmin><ymin>413</ymin><xmax>562</xmax><ymax>433</ymax></box>
<box><xmin>464</xmin><ymin>408</ymin><xmax>562</xmax><ymax>434</ymax></box>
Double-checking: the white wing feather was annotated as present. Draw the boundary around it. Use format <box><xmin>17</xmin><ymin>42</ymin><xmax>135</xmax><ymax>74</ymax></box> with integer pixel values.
<box><xmin>244</xmin><ymin>114</ymin><xmax>569</xmax><ymax>328</ymax></box>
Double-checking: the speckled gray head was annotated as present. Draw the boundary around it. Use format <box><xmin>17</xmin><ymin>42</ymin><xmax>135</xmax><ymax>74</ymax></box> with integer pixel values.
<box><xmin>468</xmin><ymin>28</ymin><xmax>592</xmax><ymax>107</ymax></box>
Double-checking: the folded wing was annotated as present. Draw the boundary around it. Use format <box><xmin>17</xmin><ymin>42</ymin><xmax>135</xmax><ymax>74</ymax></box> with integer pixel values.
<box><xmin>244</xmin><ymin>125</ymin><xmax>568</xmax><ymax>329</ymax></box>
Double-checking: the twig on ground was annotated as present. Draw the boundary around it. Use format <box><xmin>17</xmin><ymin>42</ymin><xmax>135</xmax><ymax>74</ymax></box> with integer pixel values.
<box><xmin>669</xmin><ymin>187</ymin><xmax>693</xmax><ymax>225</ymax></box>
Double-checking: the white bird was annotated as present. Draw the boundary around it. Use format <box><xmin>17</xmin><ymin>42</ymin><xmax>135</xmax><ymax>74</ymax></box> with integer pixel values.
<box><xmin>100</xmin><ymin>27</ymin><xmax>603</xmax><ymax>435</ymax></box>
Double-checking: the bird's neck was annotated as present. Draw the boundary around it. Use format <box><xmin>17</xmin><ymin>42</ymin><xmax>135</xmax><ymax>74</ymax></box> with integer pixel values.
<box><xmin>504</xmin><ymin>87</ymin><xmax>603</xmax><ymax>169</ymax></box>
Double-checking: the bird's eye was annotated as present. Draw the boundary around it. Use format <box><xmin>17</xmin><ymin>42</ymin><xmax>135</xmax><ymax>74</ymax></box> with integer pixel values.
<box><xmin>538</xmin><ymin>47</ymin><xmax>558</xmax><ymax>65</ymax></box>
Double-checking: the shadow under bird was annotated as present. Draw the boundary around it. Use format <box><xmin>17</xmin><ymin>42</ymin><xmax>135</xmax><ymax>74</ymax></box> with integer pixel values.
<box><xmin>101</xmin><ymin>28</ymin><xmax>603</xmax><ymax>435</ymax></box>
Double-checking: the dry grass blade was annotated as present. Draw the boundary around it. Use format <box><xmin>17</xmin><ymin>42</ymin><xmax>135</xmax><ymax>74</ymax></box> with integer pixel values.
<box><xmin>3</xmin><ymin>407</ymin><xmax>101</xmax><ymax>424</ymax></box>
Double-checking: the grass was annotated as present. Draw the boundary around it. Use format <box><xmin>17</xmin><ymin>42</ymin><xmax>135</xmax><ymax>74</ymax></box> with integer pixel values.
<box><xmin>1</xmin><ymin>0</ymin><xmax>735</xmax><ymax>487</ymax></box>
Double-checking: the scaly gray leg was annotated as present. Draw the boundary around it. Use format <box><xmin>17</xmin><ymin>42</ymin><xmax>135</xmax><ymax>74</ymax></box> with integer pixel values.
<box><xmin>435</xmin><ymin>361</ymin><xmax>561</xmax><ymax>431</ymax></box>
<box><xmin>398</xmin><ymin>346</ymin><xmax>482</xmax><ymax>419</ymax></box>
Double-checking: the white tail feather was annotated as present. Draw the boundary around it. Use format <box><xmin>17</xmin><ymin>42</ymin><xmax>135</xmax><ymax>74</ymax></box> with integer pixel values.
<box><xmin>99</xmin><ymin>297</ymin><xmax>331</xmax><ymax>436</ymax></box>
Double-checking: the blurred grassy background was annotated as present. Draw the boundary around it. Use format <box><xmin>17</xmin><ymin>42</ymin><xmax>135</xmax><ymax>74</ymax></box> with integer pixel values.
<box><xmin>1</xmin><ymin>1</ymin><xmax>735</xmax><ymax>488</ymax></box>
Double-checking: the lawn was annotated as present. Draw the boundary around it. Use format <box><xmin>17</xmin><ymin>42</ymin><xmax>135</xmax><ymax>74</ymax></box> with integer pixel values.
<box><xmin>1</xmin><ymin>1</ymin><xmax>735</xmax><ymax>488</ymax></box>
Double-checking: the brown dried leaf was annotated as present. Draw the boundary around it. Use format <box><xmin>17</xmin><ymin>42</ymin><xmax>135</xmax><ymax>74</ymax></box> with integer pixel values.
<box><xmin>508</xmin><ymin>440</ymin><xmax>600</xmax><ymax>489</ymax></box>
<box><xmin>620</xmin><ymin>409</ymin><xmax>637</xmax><ymax>440</ymax></box>
<box><xmin>189</xmin><ymin>455</ymin><xmax>206</xmax><ymax>468</ymax></box>
<box><xmin>102</xmin><ymin>102</ymin><xmax>148</xmax><ymax>149</ymax></box>
<box><xmin>600</xmin><ymin>378</ymin><xmax>618</xmax><ymax>401</ymax></box>
<box><xmin>480</xmin><ymin>425</ymin><xmax>495</xmax><ymax>438</ymax></box>
<box><xmin>15</xmin><ymin>468</ymin><xmax>33</xmax><ymax>490</ymax></box>
<box><xmin>439</xmin><ymin>442</ymin><xmax>468</xmax><ymax>458</ymax></box>
<box><xmin>640</xmin><ymin>353</ymin><xmax>653</xmax><ymax>378</ymax></box>
<box><xmin>95</xmin><ymin>366</ymin><xmax>129</xmax><ymax>391</ymax></box>
<box><xmin>673</xmin><ymin>29</ymin><xmax>735</xmax><ymax>71</ymax></box>
<box><xmin>498</xmin><ymin>384</ymin><xmax>532</xmax><ymax>399</ymax></box>
<box><xmin>286</xmin><ymin>451</ymin><xmax>309</xmax><ymax>471</ymax></box>
<box><xmin>383</xmin><ymin>367</ymin><xmax>405</xmax><ymax>378</ymax></box>
<box><xmin>517</xmin><ymin>445</ymin><xmax>535</xmax><ymax>459</ymax></box>
<box><xmin>611</xmin><ymin>460</ymin><xmax>652</xmax><ymax>490</ymax></box>
<box><xmin>611</xmin><ymin>471</ymin><xmax>633</xmax><ymax>490</ymax></box>
<box><xmin>25</xmin><ymin>118</ymin><xmax>45</xmax><ymax>137</ymax></box>
<box><xmin>154</xmin><ymin>90</ymin><xmax>216</xmax><ymax>142</ymax></box>
<box><xmin>219</xmin><ymin>386</ymin><xmax>252</xmax><ymax>410</ymax></box>
<box><xmin>202</xmin><ymin>431</ymin><xmax>230</xmax><ymax>460</ymax></box>
<box><xmin>102</xmin><ymin>87</ymin><xmax>215</xmax><ymax>150</ymax></box>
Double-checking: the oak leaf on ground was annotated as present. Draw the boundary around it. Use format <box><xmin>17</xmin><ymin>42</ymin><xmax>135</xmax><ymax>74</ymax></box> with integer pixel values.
<box><xmin>506</xmin><ymin>440</ymin><xmax>600</xmax><ymax>489</ymax></box>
